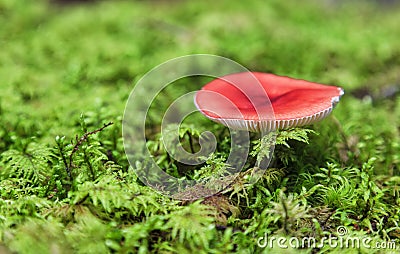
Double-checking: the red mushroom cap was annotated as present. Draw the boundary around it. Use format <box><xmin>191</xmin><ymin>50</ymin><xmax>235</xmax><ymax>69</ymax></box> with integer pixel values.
<box><xmin>194</xmin><ymin>72</ymin><xmax>344</xmax><ymax>132</ymax></box>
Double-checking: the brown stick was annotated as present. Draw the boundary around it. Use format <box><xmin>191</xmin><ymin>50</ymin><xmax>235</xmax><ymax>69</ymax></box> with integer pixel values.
<box><xmin>68</xmin><ymin>122</ymin><xmax>113</xmax><ymax>169</ymax></box>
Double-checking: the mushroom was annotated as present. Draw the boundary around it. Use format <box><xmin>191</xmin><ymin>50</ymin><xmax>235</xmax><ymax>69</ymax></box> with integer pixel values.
<box><xmin>194</xmin><ymin>72</ymin><xmax>344</xmax><ymax>132</ymax></box>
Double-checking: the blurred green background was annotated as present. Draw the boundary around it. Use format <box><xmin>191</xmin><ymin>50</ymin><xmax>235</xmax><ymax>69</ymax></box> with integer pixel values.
<box><xmin>1</xmin><ymin>0</ymin><xmax>399</xmax><ymax>139</ymax></box>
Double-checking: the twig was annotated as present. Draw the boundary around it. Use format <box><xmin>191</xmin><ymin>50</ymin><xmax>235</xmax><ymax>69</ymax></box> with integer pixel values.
<box><xmin>68</xmin><ymin>122</ymin><xmax>113</xmax><ymax>169</ymax></box>
<box><xmin>187</xmin><ymin>131</ymin><xmax>195</xmax><ymax>154</ymax></box>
